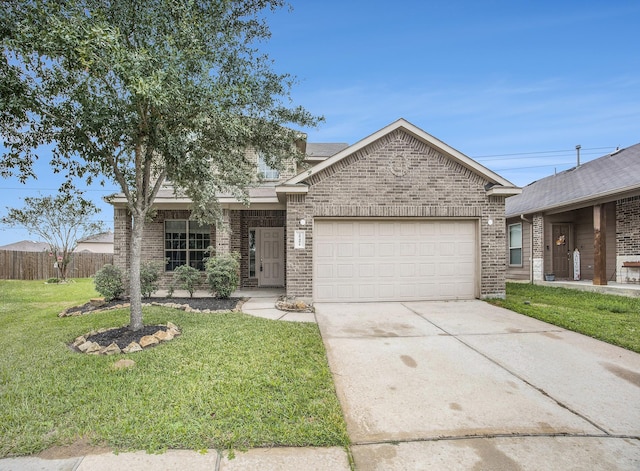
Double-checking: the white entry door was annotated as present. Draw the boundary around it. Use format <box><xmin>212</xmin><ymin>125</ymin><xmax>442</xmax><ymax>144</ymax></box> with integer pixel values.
<box><xmin>313</xmin><ymin>219</ymin><xmax>477</xmax><ymax>302</ymax></box>
<box><xmin>258</xmin><ymin>227</ymin><xmax>284</xmax><ymax>287</ymax></box>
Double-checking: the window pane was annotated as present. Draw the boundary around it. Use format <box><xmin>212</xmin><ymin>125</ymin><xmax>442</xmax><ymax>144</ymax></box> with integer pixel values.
<box><xmin>165</xmin><ymin>221</ymin><xmax>187</xmax><ymax>271</ymax></box>
<box><xmin>258</xmin><ymin>154</ymin><xmax>280</xmax><ymax>180</ymax></box>
<box><xmin>510</xmin><ymin>248</ymin><xmax>522</xmax><ymax>266</ymax></box>
<box><xmin>509</xmin><ymin>224</ymin><xmax>522</xmax><ymax>249</ymax></box>
<box><xmin>166</xmin><ymin>220</ymin><xmax>186</xmax><ymax>232</ymax></box>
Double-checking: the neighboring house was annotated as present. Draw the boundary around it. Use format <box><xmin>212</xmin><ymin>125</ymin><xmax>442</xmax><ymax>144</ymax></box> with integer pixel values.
<box><xmin>0</xmin><ymin>240</ymin><xmax>50</xmax><ymax>252</ymax></box>
<box><xmin>110</xmin><ymin>119</ymin><xmax>520</xmax><ymax>301</ymax></box>
<box><xmin>76</xmin><ymin>231</ymin><xmax>114</xmax><ymax>253</ymax></box>
<box><xmin>505</xmin><ymin>144</ymin><xmax>640</xmax><ymax>285</ymax></box>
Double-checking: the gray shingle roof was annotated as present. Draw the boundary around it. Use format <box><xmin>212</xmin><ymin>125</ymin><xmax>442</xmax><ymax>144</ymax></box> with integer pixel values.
<box><xmin>506</xmin><ymin>143</ymin><xmax>640</xmax><ymax>217</ymax></box>
<box><xmin>78</xmin><ymin>231</ymin><xmax>114</xmax><ymax>244</ymax></box>
<box><xmin>0</xmin><ymin>240</ymin><xmax>50</xmax><ymax>252</ymax></box>
<box><xmin>306</xmin><ymin>143</ymin><xmax>349</xmax><ymax>158</ymax></box>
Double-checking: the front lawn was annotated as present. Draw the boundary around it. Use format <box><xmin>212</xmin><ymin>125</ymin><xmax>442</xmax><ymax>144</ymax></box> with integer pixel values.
<box><xmin>0</xmin><ymin>279</ymin><xmax>348</xmax><ymax>457</ymax></box>
<box><xmin>487</xmin><ymin>282</ymin><xmax>640</xmax><ymax>353</ymax></box>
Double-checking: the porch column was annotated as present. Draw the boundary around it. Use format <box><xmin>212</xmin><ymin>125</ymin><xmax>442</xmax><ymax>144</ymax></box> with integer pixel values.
<box><xmin>593</xmin><ymin>204</ymin><xmax>607</xmax><ymax>285</ymax></box>
<box><xmin>215</xmin><ymin>209</ymin><xmax>231</xmax><ymax>255</ymax></box>
<box><xmin>532</xmin><ymin>213</ymin><xmax>544</xmax><ymax>281</ymax></box>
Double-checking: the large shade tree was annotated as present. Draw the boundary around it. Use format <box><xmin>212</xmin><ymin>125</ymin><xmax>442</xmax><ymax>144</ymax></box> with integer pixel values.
<box><xmin>1</xmin><ymin>0</ymin><xmax>320</xmax><ymax>330</ymax></box>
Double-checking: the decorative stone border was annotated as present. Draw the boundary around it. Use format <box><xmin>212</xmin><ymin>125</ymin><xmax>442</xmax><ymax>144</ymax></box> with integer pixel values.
<box><xmin>59</xmin><ymin>299</ymin><xmax>246</xmax><ymax>317</ymax></box>
<box><xmin>275</xmin><ymin>296</ymin><xmax>314</xmax><ymax>313</ymax></box>
<box><xmin>71</xmin><ymin>322</ymin><xmax>181</xmax><ymax>355</ymax></box>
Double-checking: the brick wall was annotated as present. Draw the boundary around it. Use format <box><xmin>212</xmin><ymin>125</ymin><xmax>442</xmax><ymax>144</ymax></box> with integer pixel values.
<box><xmin>286</xmin><ymin>128</ymin><xmax>509</xmax><ymax>299</ymax></box>
<box><xmin>617</xmin><ymin>196</ymin><xmax>640</xmax><ymax>256</ymax></box>
<box><xmin>532</xmin><ymin>213</ymin><xmax>544</xmax><ymax>280</ymax></box>
<box><xmin>113</xmin><ymin>207</ymin><xmax>131</xmax><ymax>275</ymax></box>
<box><xmin>116</xmin><ymin>209</ymin><xmax>216</xmax><ymax>290</ymax></box>
<box><xmin>616</xmin><ymin>195</ymin><xmax>640</xmax><ymax>283</ymax></box>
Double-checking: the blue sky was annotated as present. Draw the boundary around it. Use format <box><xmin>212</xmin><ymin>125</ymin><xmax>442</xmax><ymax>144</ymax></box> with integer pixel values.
<box><xmin>1</xmin><ymin>0</ymin><xmax>639</xmax><ymax>245</ymax></box>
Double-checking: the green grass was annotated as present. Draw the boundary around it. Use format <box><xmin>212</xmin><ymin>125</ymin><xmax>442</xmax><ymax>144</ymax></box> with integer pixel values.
<box><xmin>487</xmin><ymin>282</ymin><xmax>640</xmax><ymax>353</ymax></box>
<box><xmin>0</xmin><ymin>279</ymin><xmax>349</xmax><ymax>457</ymax></box>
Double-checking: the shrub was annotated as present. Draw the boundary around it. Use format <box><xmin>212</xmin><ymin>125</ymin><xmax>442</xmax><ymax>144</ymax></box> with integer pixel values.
<box><xmin>46</xmin><ymin>278</ymin><xmax>60</xmax><ymax>284</ymax></box>
<box><xmin>173</xmin><ymin>264</ymin><xmax>201</xmax><ymax>298</ymax></box>
<box><xmin>205</xmin><ymin>252</ymin><xmax>240</xmax><ymax>299</ymax></box>
<box><xmin>94</xmin><ymin>264</ymin><xmax>124</xmax><ymax>301</ymax></box>
<box><xmin>140</xmin><ymin>261</ymin><xmax>162</xmax><ymax>298</ymax></box>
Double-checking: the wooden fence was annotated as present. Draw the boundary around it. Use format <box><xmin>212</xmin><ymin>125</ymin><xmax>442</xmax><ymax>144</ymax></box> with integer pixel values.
<box><xmin>0</xmin><ymin>250</ymin><xmax>113</xmax><ymax>280</ymax></box>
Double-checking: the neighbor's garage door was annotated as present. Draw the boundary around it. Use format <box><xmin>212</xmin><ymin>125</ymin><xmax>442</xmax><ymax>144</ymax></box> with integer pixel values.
<box><xmin>313</xmin><ymin>219</ymin><xmax>477</xmax><ymax>302</ymax></box>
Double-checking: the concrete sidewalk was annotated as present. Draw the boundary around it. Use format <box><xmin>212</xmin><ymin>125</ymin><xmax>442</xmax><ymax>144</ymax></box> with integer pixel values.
<box><xmin>0</xmin><ymin>447</ymin><xmax>351</xmax><ymax>471</ymax></box>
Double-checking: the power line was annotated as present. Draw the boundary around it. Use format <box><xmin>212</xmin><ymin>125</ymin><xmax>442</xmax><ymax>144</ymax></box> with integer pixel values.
<box><xmin>471</xmin><ymin>146</ymin><xmax>614</xmax><ymax>159</ymax></box>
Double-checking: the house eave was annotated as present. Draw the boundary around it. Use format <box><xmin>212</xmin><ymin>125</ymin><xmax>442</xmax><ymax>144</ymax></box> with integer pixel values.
<box><xmin>275</xmin><ymin>184</ymin><xmax>309</xmax><ymax>202</ymax></box>
<box><xmin>105</xmin><ymin>194</ymin><xmax>284</xmax><ymax>210</ymax></box>
<box><xmin>487</xmin><ymin>187</ymin><xmax>522</xmax><ymax>197</ymax></box>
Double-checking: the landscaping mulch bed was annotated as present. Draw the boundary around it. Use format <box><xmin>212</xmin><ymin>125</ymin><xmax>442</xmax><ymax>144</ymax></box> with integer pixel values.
<box><xmin>86</xmin><ymin>325</ymin><xmax>168</xmax><ymax>350</ymax></box>
<box><xmin>65</xmin><ymin>297</ymin><xmax>243</xmax><ymax>352</ymax></box>
<box><xmin>61</xmin><ymin>297</ymin><xmax>243</xmax><ymax>316</ymax></box>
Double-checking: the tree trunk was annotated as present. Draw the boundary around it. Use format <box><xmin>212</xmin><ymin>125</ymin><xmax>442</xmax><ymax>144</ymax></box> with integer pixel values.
<box><xmin>129</xmin><ymin>214</ymin><xmax>144</xmax><ymax>331</ymax></box>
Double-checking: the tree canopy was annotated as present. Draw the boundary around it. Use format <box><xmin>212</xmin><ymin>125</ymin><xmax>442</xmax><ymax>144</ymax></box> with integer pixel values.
<box><xmin>1</xmin><ymin>0</ymin><xmax>320</xmax><ymax>330</ymax></box>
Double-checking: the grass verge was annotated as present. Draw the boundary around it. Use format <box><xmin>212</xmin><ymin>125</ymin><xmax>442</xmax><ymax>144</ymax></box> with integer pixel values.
<box><xmin>0</xmin><ymin>279</ymin><xmax>349</xmax><ymax>457</ymax></box>
<box><xmin>487</xmin><ymin>282</ymin><xmax>640</xmax><ymax>353</ymax></box>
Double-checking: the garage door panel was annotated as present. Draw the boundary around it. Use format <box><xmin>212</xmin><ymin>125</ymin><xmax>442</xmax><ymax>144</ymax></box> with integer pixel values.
<box><xmin>337</xmin><ymin>264</ymin><xmax>356</xmax><ymax>278</ymax></box>
<box><xmin>338</xmin><ymin>223</ymin><xmax>355</xmax><ymax>236</ymax></box>
<box><xmin>359</xmin><ymin>243</ymin><xmax>375</xmax><ymax>257</ymax></box>
<box><xmin>399</xmin><ymin>243</ymin><xmax>417</xmax><ymax>256</ymax></box>
<box><xmin>419</xmin><ymin>263</ymin><xmax>436</xmax><ymax>276</ymax></box>
<box><xmin>378</xmin><ymin>263</ymin><xmax>396</xmax><ymax>277</ymax></box>
<box><xmin>358</xmin><ymin>222</ymin><xmax>376</xmax><ymax>236</ymax></box>
<box><xmin>316</xmin><ymin>242</ymin><xmax>334</xmax><ymax>258</ymax></box>
<box><xmin>399</xmin><ymin>263</ymin><xmax>416</xmax><ymax>278</ymax></box>
<box><xmin>359</xmin><ymin>264</ymin><xmax>375</xmax><ymax>277</ymax></box>
<box><xmin>314</xmin><ymin>220</ymin><xmax>476</xmax><ymax>302</ymax></box>
<box><xmin>316</xmin><ymin>264</ymin><xmax>334</xmax><ymax>279</ymax></box>
<box><xmin>378</xmin><ymin>243</ymin><xmax>395</xmax><ymax>257</ymax></box>
<box><xmin>378</xmin><ymin>222</ymin><xmax>395</xmax><ymax>236</ymax></box>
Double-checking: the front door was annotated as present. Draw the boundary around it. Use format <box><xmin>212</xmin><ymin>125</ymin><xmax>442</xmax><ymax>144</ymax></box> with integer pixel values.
<box><xmin>258</xmin><ymin>227</ymin><xmax>284</xmax><ymax>287</ymax></box>
<box><xmin>552</xmin><ymin>224</ymin><xmax>572</xmax><ymax>279</ymax></box>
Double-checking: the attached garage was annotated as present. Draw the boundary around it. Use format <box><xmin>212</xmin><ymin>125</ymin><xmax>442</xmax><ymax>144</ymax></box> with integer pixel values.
<box><xmin>313</xmin><ymin>219</ymin><xmax>477</xmax><ymax>302</ymax></box>
<box><xmin>279</xmin><ymin>119</ymin><xmax>521</xmax><ymax>301</ymax></box>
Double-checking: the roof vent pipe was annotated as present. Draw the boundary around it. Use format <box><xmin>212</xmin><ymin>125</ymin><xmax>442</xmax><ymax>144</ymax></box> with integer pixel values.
<box><xmin>576</xmin><ymin>144</ymin><xmax>581</xmax><ymax>167</ymax></box>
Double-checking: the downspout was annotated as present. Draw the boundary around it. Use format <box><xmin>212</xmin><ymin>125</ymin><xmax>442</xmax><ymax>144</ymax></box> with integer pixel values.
<box><xmin>520</xmin><ymin>214</ymin><xmax>533</xmax><ymax>284</ymax></box>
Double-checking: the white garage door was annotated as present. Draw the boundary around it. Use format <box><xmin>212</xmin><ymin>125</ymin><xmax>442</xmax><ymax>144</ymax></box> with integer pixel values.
<box><xmin>313</xmin><ymin>219</ymin><xmax>477</xmax><ymax>302</ymax></box>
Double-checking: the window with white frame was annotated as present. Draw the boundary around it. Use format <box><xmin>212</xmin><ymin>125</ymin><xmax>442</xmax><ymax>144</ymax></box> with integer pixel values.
<box><xmin>508</xmin><ymin>223</ymin><xmax>523</xmax><ymax>266</ymax></box>
<box><xmin>165</xmin><ymin>220</ymin><xmax>211</xmax><ymax>271</ymax></box>
<box><xmin>258</xmin><ymin>153</ymin><xmax>280</xmax><ymax>180</ymax></box>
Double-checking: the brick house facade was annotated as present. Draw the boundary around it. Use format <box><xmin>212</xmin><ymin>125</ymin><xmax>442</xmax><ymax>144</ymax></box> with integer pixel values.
<box><xmin>112</xmin><ymin>119</ymin><xmax>520</xmax><ymax>301</ymax></box>
<box><xmin>505</xmin><ymin>145</ymin><xmax>640</xmax><ymax>285</ymax></box>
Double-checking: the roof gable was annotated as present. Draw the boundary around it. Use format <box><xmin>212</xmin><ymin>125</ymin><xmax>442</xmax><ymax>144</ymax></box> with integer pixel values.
<box><xmin>506</xmin><ymin>143</ymin><xmax>640</xmax><ymax>217</ymax></box>
<box><xmin>281</xmin><ymin>119</ymin><xmax>519</xmax><ymax>191</ymax></box>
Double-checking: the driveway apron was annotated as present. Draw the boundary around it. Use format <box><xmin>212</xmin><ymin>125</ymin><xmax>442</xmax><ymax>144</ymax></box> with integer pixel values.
<box><xmin>315</xmin><ymin>300</ymin><xmax>640</xmax><ymax>470</ymax></box>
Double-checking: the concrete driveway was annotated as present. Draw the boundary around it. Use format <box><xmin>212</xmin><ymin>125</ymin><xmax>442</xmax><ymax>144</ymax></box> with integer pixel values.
<box><xmin>315</xmin><ymin>300</ymin><xmax>640</xmax><ymax>470</ymax></box>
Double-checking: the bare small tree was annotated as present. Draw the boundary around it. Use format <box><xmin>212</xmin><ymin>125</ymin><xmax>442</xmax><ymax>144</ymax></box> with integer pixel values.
<box><xmin>1</xmin><ymin>194</ymin><xmax>105</xmax><ymax>280</ymax></box>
